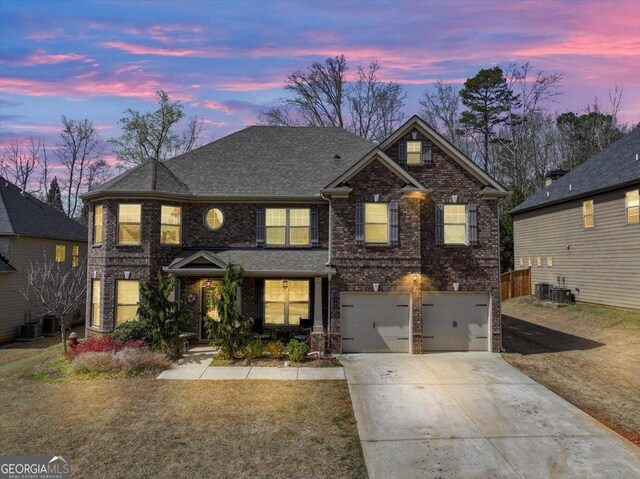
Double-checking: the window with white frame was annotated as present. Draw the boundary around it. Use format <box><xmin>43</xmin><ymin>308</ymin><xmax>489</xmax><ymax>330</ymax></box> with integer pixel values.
<box><xmin>160</xmin><ymin>205</ymin><xmax>181</xmax><ymax>244</ymax></box>
<box><xmin>583</xmin><ymin>200</ymin><xmax>594</xmax><ymax>229</ymax></box>
<box><xmin>406</xmin><ymin>140</ymin><xmax>422</xmax><ymax>165</ymax></box>
<box><xmin>364</xmin><ymin>203</ymin><xmax>389</xmax><ymax>244</ymax></box>
<box><xmin>55</xmin><ymin>245</ymin><xmax>65</xmax><ymax>263</ymax></box>
<box><xmin>265</xmin><ymin>208</ymin><xmax>310</xmax><ymax>246</ymax></box>
<box><xmin>547</xmin><ymin>256</ymin><xmax>553</xmax><ymax>267</ymax></box>
<box><xmin>626</xmin><ymin>190</ymin><xmax>639</xmax><ymax>224</ymax></box>
<box><xmin>264</xmin><ymin>279</ymin><xmax>309</xmax><ymax>326</ymax></box>
<box><xmin>116</xmin><ymin>280</ymin><xmax>139</xmax><ymax>326</ymax></box>
<box><xmin>93</xmin><ymin>204</ymin><xmax>103</xmax><ymax>244</ymax></box>
<box><xmin>72</xmin><ymin>245</ymin><xmax>80</xmax><ymax>267</ymax></box>
<box><xmin>91</xmin><ymin>279</ymin><xmax>101</xmax><ymax>327</ymax></box>
<box><xmin>444</xmin><ymin>204</ymin><xmax>467</xmax><ymax>244</ymax></box>
<box><xmin>118</xmin><ymin>204</ymin><xmax>142</xmax><ymax>244</ymax></box>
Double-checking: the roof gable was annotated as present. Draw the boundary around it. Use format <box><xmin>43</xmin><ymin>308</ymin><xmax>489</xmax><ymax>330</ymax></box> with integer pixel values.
<box><xmin>379</xmin><ymin>115</ymin><xmax>507</xmax><ymax>192</ymax></box>
<box><xmin>0</xmin><ymin>177</ymin><xmax>87</xmax><ymax>241</ymax></box>
<box><xmin>168</xmin><ymin>250</ymin><xmax>227</xmax><ymax>270</ymax></box>
<box><xmin>323</xmin><ymin>148</ymin><xmax>429</xmax><ymax>192</ymax></box>
<box><xmin>511</xmin><ymin>127</ymin><xmax>640</xmax><ymax>214</ymax></box>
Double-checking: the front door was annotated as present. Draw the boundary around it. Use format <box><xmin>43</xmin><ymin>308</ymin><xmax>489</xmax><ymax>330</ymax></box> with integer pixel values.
<box><xmin>201</xmin><ymin>284</ymin><xmax>221</xmax><ymax>341</ymax></box>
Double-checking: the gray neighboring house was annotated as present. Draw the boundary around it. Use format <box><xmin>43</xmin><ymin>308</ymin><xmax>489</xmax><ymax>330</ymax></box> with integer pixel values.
<box><xmin>511</xmin><ymin>128</ymin><xmax>640</xmax><ymax>310</ymax></box>
<box><xmin>0</xmin><ymin>177</ymin><xmax>88</xmax><ymax>342</ymax></box>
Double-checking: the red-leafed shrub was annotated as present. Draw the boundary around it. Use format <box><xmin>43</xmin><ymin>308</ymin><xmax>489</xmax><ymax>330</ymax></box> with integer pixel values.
<box><xmin>66</xmin><ymin>335</ymin><xmax>145</xmax><ymax>360</ymax></box>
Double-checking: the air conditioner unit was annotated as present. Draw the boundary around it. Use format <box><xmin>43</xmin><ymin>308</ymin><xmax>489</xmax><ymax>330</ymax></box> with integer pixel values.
<box><xmin>551</xmin><ymin>288</ymin><xmax>572</xmax><ymax>304</ymax></box>
<box><xmin>19</xmin><ymin>322</ymin><xmax>42</xmax><ymax>340</ymax></box>
<box><xmin>535</xmin><ymin>283</ymin><xmax>553</xmax><ymax>300</ymax></box>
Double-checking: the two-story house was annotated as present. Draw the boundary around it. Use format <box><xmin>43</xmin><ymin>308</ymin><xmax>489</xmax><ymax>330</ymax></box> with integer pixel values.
<box><xmin>82</xmin><ymin>116</ymin><xmax>509</xmax><ymax>353</ymax></box>
<box><xmin>512</xmin><ymin>128</ymin><xmax>640</xmax><ymax>310</ymax></box>
<box><xmin>0</xmin><ymin>177</ymin><xmax>88</xmax><ymax>342</ymax></box>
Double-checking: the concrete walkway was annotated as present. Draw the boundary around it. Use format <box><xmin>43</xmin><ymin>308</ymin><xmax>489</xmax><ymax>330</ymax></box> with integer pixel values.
<box><xmin>156</xmin><ymin>346</ymin><xmax>345</xmax><ymax>380</ymax></box>
<box><xmin>341</xmin><ymin>353</ymin><xmax>640</xmax><ymax>479</ymax></box>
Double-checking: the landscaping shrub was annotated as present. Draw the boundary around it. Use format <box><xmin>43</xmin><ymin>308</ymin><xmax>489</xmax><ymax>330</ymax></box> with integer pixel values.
<box><xmin>241</xmin><ymin>339</ymin><xmax>265</xmax><ymax>362</ymax></box>
<box><xmin>287</xmin><ymin>339</ymin><xmax>309</xmax><ymax>362</ymax></box>
<box><xmin>266</xmin><ymin>340</ymin><xmax>285</xmax><ymax>359</ymax></box>
<box><xmin>71</xmin><ymin>347</ymin><xmax>172</xmax><ymax>374</ymax></box>
<box><xmin>112</xmin><ymin>320</ymin><xmax>153</xmax><ymax>345</ymax></box>
<box><xmin>66</xmin><ymin>335</ymin><xmax>144</xmax><ymax>360</ymax></box>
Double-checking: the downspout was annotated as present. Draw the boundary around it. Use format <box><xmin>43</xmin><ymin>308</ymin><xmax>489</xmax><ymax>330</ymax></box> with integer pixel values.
<box><xmin>320</xmin><ymin>192</ymin><xmax>332</xmax><ymax>352</ymax></box>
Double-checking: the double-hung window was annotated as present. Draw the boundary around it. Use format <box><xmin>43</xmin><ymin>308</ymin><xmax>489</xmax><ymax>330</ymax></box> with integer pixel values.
<box><xmin>116</xmin><ymin>280</ymin><xmax>139</xmax><ymax>326</ymax></box>
<box><xmin>118</xmin><ymin>204</ymin><xmax>142</xmax><ymax>244</ymax></box>
<box><xmin>265</xmin><ymin>208</ymin><xmax>310</xmax><ymax>246</ymax></box>
<box><xmin>264</xmin><ymin>279</ymin><xmax>309</xmax><ymax>326</ymax></box>
<box><xmin>91</xmin><ymin>279</ymin><xmax>101</xmax><ymax>327</ymax></box>
<box><xmin>364</xmin><ymin>203</ymin><xmax>389</xmax><ymax>244</ymax></box>
<box><xmin>93</xmin><ymin>204</ymin><xmax>103</xmax><ymax>244</ymax></box>
<box><xmin>55</xmin><ymin>245</ymin><xmax>65</xmax><ymax>263</ymax></box>
<box><xmin>626</xmin><ymin>190</ymin><xmax>639</xmax><ymax>224</ymax></box>
<box><xmin>583</xmin><ymin>200</ymin><xmax>594</xmax><ymax>229</ymax></box>
<box><xmin>406</xmin><ymin>140</ymin><xmax>422</xmax><ymax>165</ymax></box>
<box><xmin>160</xmin><ymin>205</ymin><xmax>181</xmax><ymax>245</ymax></box>
<box><xmin>72</xmin><ymin>245</ymin><xmax>80</xmax><ymax>267</ymax></box>
<box><xmin>444</xmin><ymin>204</ymin><xmax>467</xmax><ymax>244</ymax></box>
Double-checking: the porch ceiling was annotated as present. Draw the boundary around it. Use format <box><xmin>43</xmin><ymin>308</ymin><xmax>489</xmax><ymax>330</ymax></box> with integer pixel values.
<box><xmin>163</xmin><ymin>247</ymin><xmax>335</xmax><ymax>277</ymax></box>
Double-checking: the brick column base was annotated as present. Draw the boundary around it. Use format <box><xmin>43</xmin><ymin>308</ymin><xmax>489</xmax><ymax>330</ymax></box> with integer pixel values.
<box><xmin>310</xmin><ymin>332</ymin><xmax>326</xmax><ymax>354</ymax></box>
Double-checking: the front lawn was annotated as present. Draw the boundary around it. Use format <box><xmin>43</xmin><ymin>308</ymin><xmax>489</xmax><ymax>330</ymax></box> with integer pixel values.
<box><xmin>0</xmin><ymin>343</ymin><xmax>367</xmax><ymax>478</ymax></box>
<box><xmin>502</xmin><ymin>297</ymin><xmax>640</xmax><ymax>446</ymax></box>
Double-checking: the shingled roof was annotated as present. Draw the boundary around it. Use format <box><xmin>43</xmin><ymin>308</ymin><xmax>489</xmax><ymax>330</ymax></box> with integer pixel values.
<box><xmin>0</xmin><ymin>177</ymin><xmax>88</xmax><ymax>241</ymax></box>
<box><xmin>84</xmin><ymin>126</ymin><xmax>376</xmax><ymax>200</ymax></box>
<box><xmin>511</xmin><ymin>127</ymin><xmax>640</xmax><ymax>214</ymax></box>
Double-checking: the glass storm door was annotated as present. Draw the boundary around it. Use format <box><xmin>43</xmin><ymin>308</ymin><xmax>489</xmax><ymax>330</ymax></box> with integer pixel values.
<box><xmin>201</xmin><ymin>284</ymin><xmax>221</xmax><ymax>341</ymax></box>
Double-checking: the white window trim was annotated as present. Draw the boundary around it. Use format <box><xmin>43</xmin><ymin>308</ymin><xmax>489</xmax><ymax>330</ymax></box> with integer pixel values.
<box><xmin>406</xmin><ymin>140</ymin><xmax>422</xmax><ymax>165</ymax></box>
<box><xmin>364</xmin><ymin>202</ymin><xmax>389</xmax><ymax>244</ymax></box>
<box><xmin>443</xmin><ymin>204</ymin><xmax>468</xmax><ymax>245</ymax></box>
<box><xmin>265</xmin><ymin>208</ymin><xmax>311</xmax><ymax>247</ymax></box>
<box><xmin>625</xmin><ymin>189</ymin><xmax>639</xmax><ymax>225</ymax></box>
<box><xmin>117</xmin><ymin>203</ymin><xmax>142</xmax><ymax>245</ymax></box>
<box><xmin>583</xmin><ymin>200</ymin><xmax>594</xmax><ymax>229</ymax></box>
<box><xmin>160</xmin><ymin>205</ymin><xmax>182</xmax><ymax>245</ymax></box>
<box><xmin>93</xmin><ymin>204</ymin><xmax>103</xmax><ymax>245</ymax></box>
<box><xmin>264</xmin><ymin>279</ymin><xmax>310</xmax><ymax>326</ymax></box>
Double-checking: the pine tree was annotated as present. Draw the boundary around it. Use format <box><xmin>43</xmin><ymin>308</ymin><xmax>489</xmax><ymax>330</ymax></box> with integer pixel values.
<box><xmin>46</xmin><ymin>177</ymin><xmax>64</xmax><ymax>212</ymax></box>
<box><xmin>459</xmin><ymin>66</ymin><xmax>519</xmax><ymax>171</ymax></box>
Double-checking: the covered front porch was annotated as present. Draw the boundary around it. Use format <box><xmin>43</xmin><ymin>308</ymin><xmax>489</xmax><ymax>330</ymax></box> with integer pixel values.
<box><xmin>163</xmin><ymin>248</ymin><xmax>333</xmax><ymax>351</ymax></box>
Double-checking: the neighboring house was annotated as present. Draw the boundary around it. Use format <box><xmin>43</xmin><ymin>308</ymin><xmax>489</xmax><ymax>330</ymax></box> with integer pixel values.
<box><xmin>0</xmin><ymin>178</ymin><xmax>88</xmax><ymax>342</ymax></box>
<box><xmin>82</xmin><ymin>116</ymin><xmax>509</xmax><ymax>353</ymax></box>
<box><xmin>511</xmin><ymin>128</ymin><xmax>640</xmax><ymax>310</ymax></box>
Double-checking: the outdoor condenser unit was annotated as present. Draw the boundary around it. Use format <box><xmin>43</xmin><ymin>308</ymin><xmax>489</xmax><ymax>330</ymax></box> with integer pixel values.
<box><xmin>535</xmin><ymin>283</ymin><xmax>553</xmax><ymax>300</ymax></box>
<box><xmin>551</xmin><ymin>288</ymin><xmax>572</xmax><ymax>304</ymax></box>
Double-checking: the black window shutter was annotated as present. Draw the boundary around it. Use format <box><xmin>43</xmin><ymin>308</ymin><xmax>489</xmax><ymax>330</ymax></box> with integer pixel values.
<box><xmin>389</xmin><ymin>201</ymin><xmax>399</xmax><ymax>245</ymax></box>
<box><xmin>422</xmin><ymin>140</ymin><xmax>432</xmax><ymax>165</ymax></box>
<box><xmin>355</xmin><ymin>202</ymin><xmax>364</xmax><ymax>245</ymax></box>
<box><xmin>468</xmin><ymin>203</ymin><xmax>478</xmax><ymax>246</ymax></box>
<box><xmin>256</xmin><ymin>207</ymin><xmax>265</xmax><ymax>247</ymax></box>
<box><xmin>310</xmin><ymin>206</ymin><xmax>319</xmax><ymax>247</ymax></box>
<box><xmin>254</xmin><ymin>279</ymin><xmax>264</xmax><ymax>332</ymax></box>
<box><xmin>397</xmin><ymin>140</ymin><xmax>407</xmax><ymax>165</ymax></box>
<box><xmin>435</xmin><ymin>203</ymin><xmax>444</xmax><ymax>246</ymax></box>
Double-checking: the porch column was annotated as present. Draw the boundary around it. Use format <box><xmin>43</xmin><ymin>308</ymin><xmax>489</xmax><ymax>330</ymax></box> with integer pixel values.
<box><xmin>310</xmin><ymin>276</ymin><xmax>325</xmax><ymax>354</ymax></box>
<box><xmin>313</xmin><ymin>277</ymin><xmax>323</xmax><ymax>332</ymax></box>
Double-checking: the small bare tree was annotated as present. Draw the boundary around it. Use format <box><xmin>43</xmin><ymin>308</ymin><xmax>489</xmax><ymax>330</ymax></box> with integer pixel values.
<box><xmin>1</xmin><ymin>138</ymin><xmax>43</xmax><ymax>192</ymax></box>
<box><xmin>20</xmin><ymin>253</ymin><xmax>87</xmax><ymax>353</ymax></box>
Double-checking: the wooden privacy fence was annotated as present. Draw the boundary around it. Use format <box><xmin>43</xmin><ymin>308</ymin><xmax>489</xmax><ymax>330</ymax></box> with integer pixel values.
<box><xmin>501</xmin><ymin>267</ymin><xmax>531</xmax><ymax>301</ymax></box>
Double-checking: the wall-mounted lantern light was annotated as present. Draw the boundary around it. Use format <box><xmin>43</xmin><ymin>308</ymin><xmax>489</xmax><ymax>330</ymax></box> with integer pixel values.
<box><xmin>413</xmin><ymin>274</ymin><xmax>419</xmax><ymax>284</ymax></box>
<box><xmin>204</xmin><ymin>279</ymin><xmax>212</xmax><ymax>287</ymax></box>
<box><xmin>282</xmin><ymin>279</ymin><xmax>289</xmax><ymax>289</ymax></box>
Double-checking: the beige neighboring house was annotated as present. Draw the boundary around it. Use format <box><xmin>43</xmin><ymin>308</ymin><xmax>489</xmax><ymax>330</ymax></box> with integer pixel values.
<box><xmin>511</xmin><ymin>128</ymin><xmax>640</xmax><ymax>310</ymax></box>
<box><xmin>0</xmin><ymin>177</ymin><xmax>88</xmax><ymax>342</ymax></box>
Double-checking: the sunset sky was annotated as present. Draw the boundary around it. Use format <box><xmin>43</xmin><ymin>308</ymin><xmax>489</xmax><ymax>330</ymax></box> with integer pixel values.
<box><xmin>1</xmin><ymin>0</ymin><xmax>639</xmax><ymax>168</ymax></box>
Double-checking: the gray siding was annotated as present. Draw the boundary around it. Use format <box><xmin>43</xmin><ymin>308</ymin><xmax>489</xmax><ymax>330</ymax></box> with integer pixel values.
<box><xmin>513</xmin><ymin>186</ymin><xmax>640</xmax><ymax>310</ymax></box>
<box><xmin>0</xmin><ymin>237</ymin><xmax>87</xmax><ymax>343</ymax></box>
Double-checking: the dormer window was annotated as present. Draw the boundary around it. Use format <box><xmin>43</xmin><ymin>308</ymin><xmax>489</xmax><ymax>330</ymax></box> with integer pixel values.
<box><xmin>406</xmin><ymin>141</ymin><xmax>422</xmax><ymax>165</ymax></box>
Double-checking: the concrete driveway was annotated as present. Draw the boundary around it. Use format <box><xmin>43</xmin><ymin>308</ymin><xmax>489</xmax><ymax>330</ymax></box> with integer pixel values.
<box><xmin>341</xmin><ymin>353</ymin><xmax>640</xmax><ymax>479</ymax></box>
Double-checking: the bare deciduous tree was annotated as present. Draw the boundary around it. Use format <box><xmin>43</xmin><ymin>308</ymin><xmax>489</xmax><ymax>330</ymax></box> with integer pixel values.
<box><xmin>349</xmin><ymin>61</ymin><xmax>406</xmax><ymax>142</ymax></box>
<box><xmin>259</xmin><ymin>56</ymin><xmax>407</xmax><ymax>142</ymax></box>
<box><xmin>111</xmin><ymin>90</ymin><xmax>205</xmax><ymax>167</ymax></box>
<box><xmin>19</xmin><ymin>253</ymin><xmax>87</xmax><ymax>353</ymax></box>
<box><xmin>56</xmin><ymin>116</ymin><xmax>105</xmax><ymax>218</ymax></box>
<box><xmin>1</xmin><ymin>138</ymin><xmax>43</xmax><ymax>192</ymax></box>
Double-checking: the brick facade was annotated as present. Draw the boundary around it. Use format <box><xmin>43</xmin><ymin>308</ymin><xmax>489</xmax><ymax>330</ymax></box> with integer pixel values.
<box><xmin>86</xmin><ymin>122</ymin><xmax>503</xmax><ymax>353</ymax></box>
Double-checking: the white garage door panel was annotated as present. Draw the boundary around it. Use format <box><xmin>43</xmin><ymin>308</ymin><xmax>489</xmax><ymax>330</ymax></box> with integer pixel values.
<box><xmin>342</xmin><ymin>293</ymin><xmax>410</xmax><ymax>353</ymax></box>
<box><xmin>422</xmin><ymin>292</ymin><xmax>489</xmax><ymax>352</ymax></box>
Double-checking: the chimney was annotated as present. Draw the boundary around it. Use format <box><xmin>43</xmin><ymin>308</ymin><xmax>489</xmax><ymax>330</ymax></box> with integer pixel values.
<box><xmin>544</xmin><ymin>169</ymin><xmax>569</xmax><ymax>187</ymax></box>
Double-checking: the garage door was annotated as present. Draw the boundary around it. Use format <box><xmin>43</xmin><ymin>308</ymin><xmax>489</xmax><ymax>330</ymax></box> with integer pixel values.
<box><xmin>422</xmin><ymin>292</ymin><xmax>489</xmax><ymax>351</ymax></box>
<box><xmin>342</xmin><ymin>293</ymin><xmax>410</xmax><ymax>353</ymax></box>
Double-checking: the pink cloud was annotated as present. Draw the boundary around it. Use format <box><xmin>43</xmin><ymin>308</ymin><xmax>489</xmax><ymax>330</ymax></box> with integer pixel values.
<box><xmin>201</xmin><ymin>118</ymin><xmax>228</xmax><ymax>128</ymax></box>
<box><xmin>23</xmin><ymin>27</ymin><xmax>64</xmax><ymax>41</ymax></box>
<box><xmin>215</xmin><ymin>78</ymin><xmax>284</xmax><ymax>92</ymax></box>
<box><xmin>192</xmin><ymin>100</ymin><xmax>233</xmax><ymax>114</ymax></box>
<box><xmin>20</xmin><ymin>50</ymin><xmax>89</xmax><ymax>66</ymax></box>
<box><xmin>101</xmin><ymin>41</ymin><xmax>230</xmax><ymax>58</ymax></box>
<box><xmin>0</xmin><ymin>73</ymin><xmax>192</xmax><ymax>102</ymax></box>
